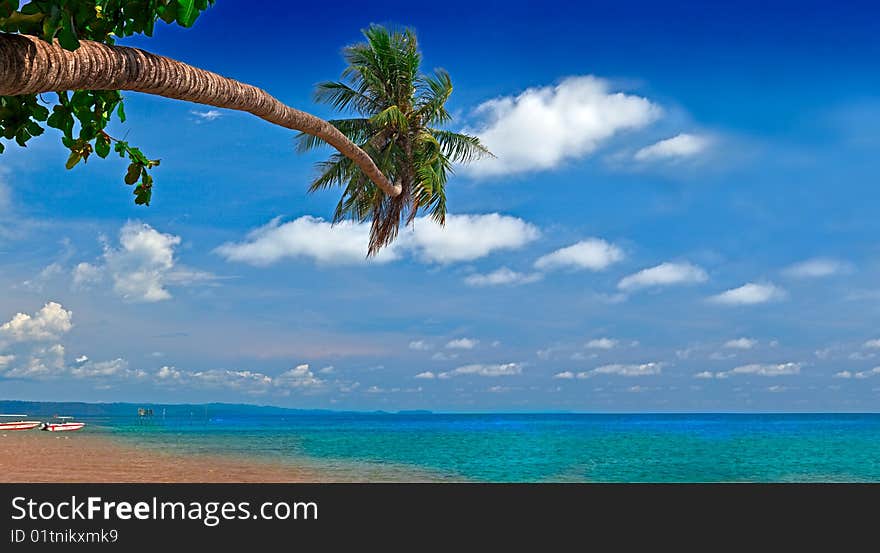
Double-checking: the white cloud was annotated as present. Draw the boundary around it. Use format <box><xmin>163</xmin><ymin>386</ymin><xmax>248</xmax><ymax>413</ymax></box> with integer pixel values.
<box><xmin>78</xmin><ymin>222</ymin><xmax>214</xmax><ymax>302</ymax></box>
<box><xmin>618</xmin><ymin>262</ymin><xmax>708</xmax><ymax>291</ymax></box>
<box><xmin>0</xmin><ymin>302</ymin><xmax>73</xmax><ymax>342</ymax></box>
<box><xmin>274</xmin><ymin>364</ymin><xmax>322</xmax><ymax>389</ymax></box>
<box><xmin>709</xmin><ymin>282</ymin><xmax>786</xmax><ymax>306</ymax></box>
<box><xmin>72</xmin><ymin>262</ymin><xmax>103</xmax><ymax>288</ymax></box>
<box><xmin>464</xmin><ymin>267</ymin><xmax>542</xmax><ymax>287</ymax></box>
<box><xmin>70</xmin><ymin>358</ymin><xmax>129</xmax><ymax>379</ymax></box>
<box><xmin>534</xmin><ymin>239</ymin><xmax>624</xmax><ymax>272</ymax></box>
<box><xmin>215</xmin><ymin>216</ymin><xmax>400</xmax><ymax>266</ymax></box>
<box><xmin>833</xmin><ymin>371</ymin><xmax>852</xmax><ymax>379</ymax></box>
<box><xmin>553</xmin><ymin>371</ymin><xmax>575</xmax><ymax>379</ymax></box>
<box><xmin>715</xmin><ymin>362</ymin><xmax>801</xmax><ymax>378</ymax></box>
<box><xmin>156</xmin><ymin>365</ymin><xmax>183</xmax><ymax>380</ymax></box>
<box><xmin>414</xmin><ymin>371</ymin><xmax>436</xmax><ymax>379</ymax></box>
<box><xmin>585</xmin><ymin>338</ymin><xmax>618</xmax><ymax>350</ymax></box>
<box><xmin>724</xmin><ymin>338</ymin><xmax>757</xmax><ymax>350</ymax></box>
<box><xmin>404</xmin><ymin>214</ymin><xmax>540</xmax><ymax>264</ymax></box>
<box><xmin>438</xmin><ymin>362</ymin><xmax>523</xmax><ymax>378</ymax></box>
<box><xmin>850</xmin><ymin>367</ymin><xmax>880</xmax><ymax>380</ymax></box>
<box><xmin>863</xmin><ymin>339</ymin><xmax>880</xmax><ymax>349</ymax></box>
<box><xmin>577</xmin><ymin>362</ymin><xmax>663</xmax><ymax>378</ymax></box>
<box><xmin>464</xmin><ymin>76</ymin><xmax>661</xmax><ymax>177</ymax></box>
<box><xmin>217</xmin><ymin>214</ymin><xmax>538</xmax><ymax>266</ymax></box>
<box><xmin>634</xmin><ymin>133</ymin><xmax>711</xmax><ymax>161</ymax></box>
<box><xmin>153</xmin><ymin>363</ymin><xmax>322</xmax><ymax>394</ymax></box>
<box><xmin>191</xmin><ymin>109</ymin><xmax>222</xmax><ymax>122</ymax></box>
<box><xmin>408</xmin><ymin>340</ymin><xmax>433</xmax><ymax>351</ymax></box>
<box><xmin>783</xmin><ymin>258</ymin><xmax>848</xmax><ymax>279</ymax></box>
<box><xmin>693</xmin><ymin>371</ymin><xmax>715</xmax><ymax>379</ymax></box>
<box><xmin>446</xmin><ymin>338</ymin><xmax>479</xmax><ymax>350</ymax></box>
<box><xmin>0</xmin><ymin>344</ymin><xmax>66</xmax><ymax>379</ymax></box>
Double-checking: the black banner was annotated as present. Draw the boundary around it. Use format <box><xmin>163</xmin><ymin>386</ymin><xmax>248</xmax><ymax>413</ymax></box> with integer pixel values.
<box><xmin>0</xmin><ymin>484</ymin><xmax>875</xmax><ymax>549</ymax></box>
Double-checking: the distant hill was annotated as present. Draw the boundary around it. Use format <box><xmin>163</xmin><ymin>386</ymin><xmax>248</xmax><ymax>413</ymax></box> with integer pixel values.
<box><xmin>0</xmin><ymin>400</ymin><xmax>432</xmax><ymax>417</ymax></box>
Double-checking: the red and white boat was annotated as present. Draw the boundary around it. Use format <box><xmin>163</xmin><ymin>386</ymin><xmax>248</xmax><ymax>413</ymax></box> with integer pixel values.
<box><xmin>0</xmin><ymin>414</ymin><xmax>41</xmax><ymax>431</ymax></box>
<box><xmin>40</xmin><ymin>416</ymin><xmax>86</xmax><ymax>432</ymax></box>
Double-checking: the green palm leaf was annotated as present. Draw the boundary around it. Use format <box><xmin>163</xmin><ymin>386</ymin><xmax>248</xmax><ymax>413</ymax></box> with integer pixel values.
<box><xmin>301</xmin><ymin>25</ymin><xmax>492</xmax><ymax>254</ymax></box>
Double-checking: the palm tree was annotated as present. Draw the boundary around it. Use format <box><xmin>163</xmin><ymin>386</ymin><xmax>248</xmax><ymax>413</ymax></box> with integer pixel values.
<box><xmin>0</xmin><ymin>33</ymin><xmax>399</xmax><ymax>198</ymax></box>
<box><xmin>296</xmin><ymin>25</ymin><xmax>492</xmax><ymax>255</ymax></box>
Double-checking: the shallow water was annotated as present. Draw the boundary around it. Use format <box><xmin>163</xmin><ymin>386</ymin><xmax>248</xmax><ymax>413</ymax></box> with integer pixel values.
<box><xmin>83</xmin><ymin>412</ymin><xmax>880</xmax><ymax>482</ymax></box>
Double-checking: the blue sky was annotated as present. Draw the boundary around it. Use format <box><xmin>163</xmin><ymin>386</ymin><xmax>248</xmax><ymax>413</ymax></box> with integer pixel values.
<box><xmin>2</xmin><ymin>0</ymin><xmax>880</xmax><ymax>411</ymax></box>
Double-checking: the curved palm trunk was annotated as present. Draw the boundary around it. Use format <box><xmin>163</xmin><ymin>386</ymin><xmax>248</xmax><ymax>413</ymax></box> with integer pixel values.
<box><xmin>0</xmin><ymin>33</ymin><xmax>402</xmax><ymax>197</ymax></box>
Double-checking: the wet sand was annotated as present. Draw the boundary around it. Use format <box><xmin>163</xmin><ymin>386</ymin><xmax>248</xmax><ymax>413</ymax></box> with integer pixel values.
<box><xmin>0</xmin><ymin>431</ymin><xmax>320</xmax><ymax>483</ymax></box>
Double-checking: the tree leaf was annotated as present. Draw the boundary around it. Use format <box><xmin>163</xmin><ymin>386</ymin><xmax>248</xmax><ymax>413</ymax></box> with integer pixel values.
<box><xmin>176</xmin><ymin>0</ymin><xmax>199</xmax><ymax>27</ymax></box>
<box><xmin>65</xmin><ymin>152</ymin><xmax>82</xmax><ymax>170</ymax></box>
<box><xmin>124</xmin><ymin>163</ymin><xmax>141</xmax><ymax>185</ymax></box>
<box><xmin>95</xmin><ymin>135</ymin><xmax>110</xmax><ymax>158</ymax></box>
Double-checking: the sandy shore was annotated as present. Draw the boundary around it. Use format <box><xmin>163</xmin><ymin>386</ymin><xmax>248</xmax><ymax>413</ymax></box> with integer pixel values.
<box><xmin>0</xmin><ymin>431</ymin><xmax>321</xmax><ymax>483</ymax></box>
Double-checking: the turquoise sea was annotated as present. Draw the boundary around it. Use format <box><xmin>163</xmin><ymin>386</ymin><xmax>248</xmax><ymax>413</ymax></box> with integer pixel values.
<box><xmin>6</xmin><ymin>403</ymin><xmax>880</xmax><ymax>481</ymax></box>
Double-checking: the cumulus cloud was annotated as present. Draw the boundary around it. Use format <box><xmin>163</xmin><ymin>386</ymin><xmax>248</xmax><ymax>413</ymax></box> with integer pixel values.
<box><xmin>76</xmin><ymin>222</ymin><xmax>214</xmax><ymax>302</ymax></box>
<box><xmin>634</xmin><ymin>133</ymin><xmax>711</xmax><ymax>162</ymax></box>
<box><xmin>618</xmin><ymin>262</ymin><xmax>708</xmax><ymax>291</ymax></box>
<box><xmin>72</xmin><ymin>262</ymin><xmax>103</xmax><ymax>288</ymax></box>
<box><xmin>215</xmin><ymin>216</ymin><xmax>400</xmax><ymax>266</ymax></box>
<box><xmin>577</xmin><ymin>362</ymin><xmax>664</xmax><ymax>378</ymax></box>
<box><xmin>154</xmin><ymin>363</ymin><xmax>323</xmax><ymax>394</ymax></box>
<box><xmin>1</xmin><ymin>344</ymin><xmax>66</xmax><ymax>379</ymax></box>
<box><xmin>69</xmin><ymin>358</ymin><xmax>131</xmax><ymax>379</ymax></box>
<box><xmin>783</xmin><ymin>258</ymin><xmax>848</xmax><ymax>279</ymax></box>
<box><xmin>534</xmin><ymin>238</ymin><xmax>624</xmax><ymax>272</ymax></box>
<box><xmin>838</xmin><ymin>367</ymin><xmax>880</xmax><ymax>380</ymax></box>
<box><xmin>713</xmin><ymin>362</ymin><xmax>801</xmax><ymax>379</ymax></box>
<box><xmin>217</xmin><ymin>214</ymin><xmax>539</xmax><ymax>266</ymax></box>
<box><xmin>464</xmin><ymin>76</ymin><xmax>661</xmax><ymax>177</ymax></box>
<box><xmin>446</xmin><ymin>338</ymin><xmax>479</xmax><ymax>350</ymax></box>
<box><xmin>408</xmin><ymin>340</ymin><xmax>433</xmax><ymax>351</ymax></box>
<box><xmin>438</xmin><ymin>362</ymin><xmax>523</xmax><ymax>378</ymax></box>
<box><xmin>862</xmin><ymin>339</ymin><xmax>880</xmax><ymax>349</ymax></box>
<box><xmin>404</xmin><ymin>214</ymin><xmax>540</xmax><ymax>264</ymax></box>
<box><xmin>274</xmin><ymin>364</ymin><xmax>322</xmax><ymax>389</ymax></box>
<box><xmin>585</xmin><ymin>338</ymin><xmax>618</xmax><ymax>350</ymax></box>
<box><xmin>414</xmin><ymin>371</ymin><xmax>436</xmax><ymax>379</ymax></box>
<box><xmin>464</xmin><ymin>267</ymin><xmax>542</xmax><ymax>287</ymax></box>
<box><xmin>724</xmin><ymin>338</ymin><xmax>757</xmax><ymax>350</ymax></box>
<box><xmin>693</xmin><ymin>371</ymin><xmax>715</xmax><ymax>379</ymax></box>
<box><xmin>709</xmin><ymin>283</ymin><xmax>786</xmax><ymax>306</ymax></box>
<box><xmin>0</xmin><ymin>302</ymin><xmax>73</xmax><ymax>342</ymax></box>
<box><xmin>553</xmin><ymin>371</ymin><xmax>575</xmax><ymax>379</ymax></box>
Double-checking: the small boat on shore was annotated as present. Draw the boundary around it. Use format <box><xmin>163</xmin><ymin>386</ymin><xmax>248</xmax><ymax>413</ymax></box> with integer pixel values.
<box><xmin>0</xmin><ymin>414</ymin><xmax>42</xmax><ymax>431</ymax></box>
<box><xmin>40</xmin><ymin>416</ymin><xmax>85</xmax><ymax>432</ymax></box>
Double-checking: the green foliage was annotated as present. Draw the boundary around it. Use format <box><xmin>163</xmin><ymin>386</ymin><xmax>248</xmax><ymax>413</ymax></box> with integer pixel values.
<box><xmin>0</xmin><ymin>0</ymin><xmax>214</xmax><ymax>204</ymax></box>
<box><xmin>296</xmin><ymin>25</ymin><xmax>492</xmax><ymax>254</ymax></box>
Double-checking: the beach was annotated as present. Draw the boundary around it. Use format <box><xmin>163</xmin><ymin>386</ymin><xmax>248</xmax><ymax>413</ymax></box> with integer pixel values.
<box><xmin>0</xmin><ymin>431</ymin><xmax>319</xmax><ymax>483</ymax></box>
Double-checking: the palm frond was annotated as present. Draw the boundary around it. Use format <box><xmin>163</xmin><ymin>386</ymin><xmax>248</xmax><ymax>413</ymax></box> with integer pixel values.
<box><xmin>430</xmin><ymin>129</ymin><xmax>493</xmax><ymax>164</ymax></box>
<box><xmin>416</xmin><ymin>69</ymin><xmax>453</xmax><ymax>125</ymax></box>
<box><xmin>297</xmin><ymin>25</ymin><xmax>493</xmax><ymax>255</ymax></box>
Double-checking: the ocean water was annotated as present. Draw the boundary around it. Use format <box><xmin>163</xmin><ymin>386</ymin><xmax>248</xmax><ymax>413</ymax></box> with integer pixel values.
<box><xmin>75</xmin><ymin>411</ymin><xmax>880</xmax><ymax>482</ymax></box>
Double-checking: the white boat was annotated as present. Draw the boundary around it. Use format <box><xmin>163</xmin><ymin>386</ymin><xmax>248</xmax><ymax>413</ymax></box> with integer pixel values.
<box><xmin>40</xmin><ymin>416</ymin><xmax>86</xmax><ymax>432</ymax></box>
<box><xmin>0</xmin><ymin>414</ymin><xmax>42</xmax><ymax>431</ymax></box>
